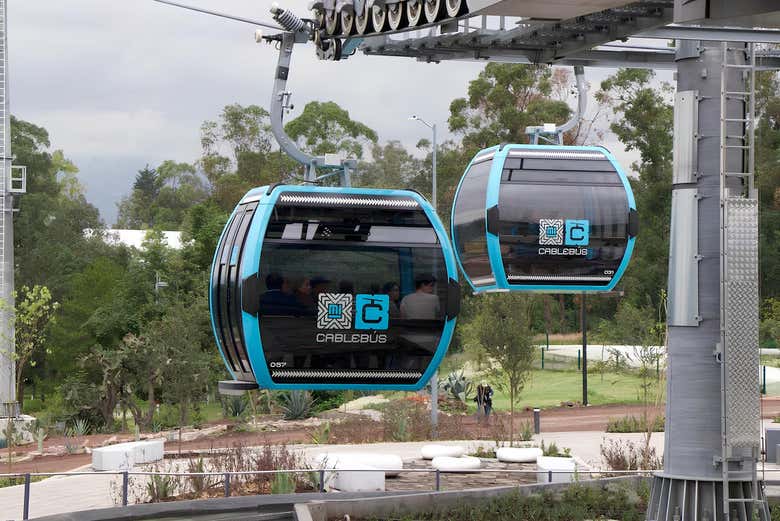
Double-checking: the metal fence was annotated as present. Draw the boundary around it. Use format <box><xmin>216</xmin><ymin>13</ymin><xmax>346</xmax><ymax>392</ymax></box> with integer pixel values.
<box><xmin>3</xmin><ymin>467</ymin><xmax>780</xmax><ymax>521</ymax></box>
<box><xmin>0</xmin><ymin>467</ymin><xmax>656</xmax><ymax>520</ymax></box>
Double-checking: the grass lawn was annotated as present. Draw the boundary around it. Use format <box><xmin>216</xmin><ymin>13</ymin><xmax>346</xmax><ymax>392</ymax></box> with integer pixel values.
<box><xmin>473</xmin><ymin>369</ymin><xmax>662</xmax><ymax>411</ymax></box>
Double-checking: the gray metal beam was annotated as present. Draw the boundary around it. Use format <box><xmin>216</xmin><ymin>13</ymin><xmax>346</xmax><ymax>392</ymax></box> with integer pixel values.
<box><xmin>638</xmin><ymin>24</ymin><xmax>780</xmax><ymax>43</ymax></box>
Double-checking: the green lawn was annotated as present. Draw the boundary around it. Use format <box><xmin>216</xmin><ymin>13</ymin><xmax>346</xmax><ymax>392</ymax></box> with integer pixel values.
<box><xmin>473</xmin><ymin>369</ymin><xmax>661</xmax><ymax>411</ymax></box>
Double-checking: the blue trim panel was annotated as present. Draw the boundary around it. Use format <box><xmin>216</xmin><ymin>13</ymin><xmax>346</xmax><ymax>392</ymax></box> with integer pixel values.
<box><xmin>235</xmin><ymin>185</ymin><xmax>459</xmax><ymax>391</ymax></box>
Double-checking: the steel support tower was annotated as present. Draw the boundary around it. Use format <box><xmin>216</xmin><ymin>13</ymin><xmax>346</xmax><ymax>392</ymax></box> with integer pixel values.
<box><xmin>647</xmin><ymin>40</ymin><xmax>766</xmax><ymax>521</ymax></box>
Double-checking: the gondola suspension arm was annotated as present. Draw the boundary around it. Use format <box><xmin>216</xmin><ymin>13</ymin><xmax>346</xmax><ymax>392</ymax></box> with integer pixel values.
<box><xmin>268</xmin><ymin>7</ymin><xmax>355</xmax><ymax>185</ymax></box>
<box><xmin>525</xmin><ymin>65</ymin><xmax>587</xmax><ymax>145</ymax></box>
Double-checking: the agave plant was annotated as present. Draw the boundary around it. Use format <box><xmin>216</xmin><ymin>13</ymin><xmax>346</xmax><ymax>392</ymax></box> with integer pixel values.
<box><xmin>70</xmin><ymin>417</ymin><xmax>91</xmax><ymax>437</ymax></box>
<box><xmin>279</xmin><ymin>390</ymin><xmax>314</xmax><ymax>420</ymax></box>
<box><xmin>223</xmin><ymin>395</ymin><xmax>249</xmax><ymax>418</ymax></box>
<box><xmin>440</xmin><ymin>370</ymin><xmax>475</xmax><ymax>404</ymax></box>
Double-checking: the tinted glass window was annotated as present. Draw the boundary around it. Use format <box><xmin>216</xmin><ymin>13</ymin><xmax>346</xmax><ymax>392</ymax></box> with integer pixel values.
<box><xmin>452</xmin><ymin>160</ymin><xmax>493</xmax><ymax>286</ymax></box>
<box><xmin>254</xmin><ymin>202</ymin><xmax>450</xmax><ymax>386</ymax></box>
<box><xmin>497</xmin><ymin>182</ymin><xmax>629</xmax><ymax>286</ymax></box>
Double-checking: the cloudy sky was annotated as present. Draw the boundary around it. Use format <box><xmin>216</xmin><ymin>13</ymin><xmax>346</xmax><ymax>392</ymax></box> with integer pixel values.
<box><xmin>9</xmin><ymin>1</ymin><xmax>672</xmax><ymax>224</ymax></box>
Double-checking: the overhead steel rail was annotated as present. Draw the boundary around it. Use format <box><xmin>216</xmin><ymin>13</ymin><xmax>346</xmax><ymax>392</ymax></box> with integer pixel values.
<box><xmin>360</xmin><ymin>1</ymin><xmax>674</xmax><ymax>63</ymax></box>
<box><xmin>360</xmin><ymin>14</ymin><xmax>780</xmax><ymax>67</ymax></box>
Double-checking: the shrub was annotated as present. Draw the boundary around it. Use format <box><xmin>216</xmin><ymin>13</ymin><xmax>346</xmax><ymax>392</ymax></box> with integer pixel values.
<box><xmin>222</xmin><ymin>395</ymin><xmax>248</xmax><ymax>419</ymax></box>
<box><xmin>187</xmin><ymin>457</ymin><xmax>213</xmax><ymax>496</ymax></box>
<box><xmin>440</xmin><ymin>370</ymin><xmax>474</xmax><ymax>404</ymax></box>
<box><xmin>209</xmin><ymin>442</ymin><xmax>311</xmax><ymax>494</ymax></box>
<box><xmin>382</xmin><ymin>398</ymin><xmax>430</xmax><ymax>442</ymax></box>
<box><xmin>541</xmin><ymin>440</ymin><xmax>571</xmax><ymax>458</ymax></box>
<box><xmin>328</xmin><ymin>415</ymin><xmax>384</xmax><ymax>444</ymax></box>
<box><xmin>147</xmin><ymin>473</ymin><xmax>177</xmax><ymax>502</ymax></box>
<box><xmin>606</xmin><ymin>415</ymin><xmax>664</xmax><ymax>433</ymax></box>
<box><xmin>69</xmin><ymin>417</ymin><xmax>91</xmax><ymax>437</ymax></box>
<box><xmin>519</xmin><ymin>421</ymin><xmax>534</xmax><ymax>442</ymax></box>
<box><xmin>279</xmin><ymin>390</ymin><xmax>314</xmax><ymax>420</ymax></box>
<box><xmin>469</xmin><ymin>446</ymin><xmax>497</xmax><ymax>458</ymax></box>
<box><xmin>154</xmin><ymin>404</ymin><xmax>180</xmax><ymax>430</ymax></box>
<box><xmin>310</xmin><ymin>390</ymin><xmax>348</xmax><ymax>413</ymax></box>
<box><xmin>363</xmin><ymin>484</ymin><xmax>646</xmax><ymax>521</ymax></box>
<box><xmin>309</xmin><ymin>421</ymin><xmax>331</xmax><ymax>444</ymax></box>
<box><xmin>23</xmin><ymin>398</ymin><xmax>44</xmax><ymax>414</ymax></box>
<box><xmin>600</xmin><ymin>438</ymin><xmax>662</xmax><ymax>471</ymax></box>
<box><xmin>270</xmin><ymin>472</ymin><xmax>296</xmax><ymax>494</ymax></box>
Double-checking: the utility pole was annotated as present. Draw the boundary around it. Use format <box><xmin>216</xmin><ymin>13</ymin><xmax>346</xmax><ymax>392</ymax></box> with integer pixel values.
<box><xmin>581</xmin><ymin>293</ymin><xmax>587</xmax><ymax>406</ymax></box>
<box><xmin>410</xmin><ymin>114</ymin><xmax>438</xmax><ymax>436</ymax></box>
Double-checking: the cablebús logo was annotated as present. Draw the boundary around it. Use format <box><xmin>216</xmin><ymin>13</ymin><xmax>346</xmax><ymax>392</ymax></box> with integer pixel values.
<box><xmin>538</xmin><ymin>219</ymin><xmax>589</xmax><ymax>256</ymax></box>
<box><xmin>315</xmin><ymin>293</ymin><xmax>388</xmax><ymax>344</ymax></box>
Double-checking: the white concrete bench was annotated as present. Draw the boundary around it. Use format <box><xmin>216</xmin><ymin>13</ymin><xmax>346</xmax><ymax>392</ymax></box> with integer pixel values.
<box><xmin>313</xmin><ymin>452</ymin><xmax>403</xmax><ymax>477</ymax></box>
<box><xmin>92</xmin><ymin>439</ymin><xmax>164</xmax><ymax>470</ymax></box>
<box><xmin>420</xmin><ymin>444</ymin><xmax>466</xmax><ymax>460</ymax></box>
<box><xmin>536</xmin><ymin>455</ymin><xmax>577</xmax><ymax>483</ymax></box>
<box><xmin>314</xmin><ymin>455</ymin><xmax>386</xmax><ymax>492</ymax></box>
<box><xmin>430</xmin><ymin>455</ymin><xmax>481</xmax><ymax>471</ymax></box>
<box><xmin>496</xmin><ymin>447</ymin><xmax>543</xmax><ymax>463</ymax></box>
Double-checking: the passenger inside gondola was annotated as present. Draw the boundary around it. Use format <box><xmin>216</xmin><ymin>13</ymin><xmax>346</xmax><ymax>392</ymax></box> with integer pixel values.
<box><xmin>400</xmin><ymin>274</ymin><xmax>440</xmax><ymax>320</ymax></box>
<box><xmin>259</xmin><ymin>273</ymin><xmax>299</xmax><ymax>316</ymax></box>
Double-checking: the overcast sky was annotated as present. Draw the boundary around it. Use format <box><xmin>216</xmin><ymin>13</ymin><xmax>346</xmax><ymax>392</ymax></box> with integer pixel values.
<box><xmin>9</xmin><ymin>0</ymin><xmax>672</xmax><ymax>224</ymax></box>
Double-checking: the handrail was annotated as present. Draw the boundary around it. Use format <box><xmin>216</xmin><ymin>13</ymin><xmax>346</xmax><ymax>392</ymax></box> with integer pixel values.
<box><xmin>5</xmin><ymin>466</ymin><xmax>774</xmax><ymax>520</ymax></box>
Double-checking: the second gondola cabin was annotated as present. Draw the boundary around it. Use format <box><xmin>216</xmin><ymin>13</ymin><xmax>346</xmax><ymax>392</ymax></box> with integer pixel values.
<box><xmin>451</xmin><ymin>144</ymin><xmax>637</xmax><ymax>293</ymax></box>
<box><xmin>211</xmin><ymin>185</ymin><xmax>459</xmax><ymax>392</ymax></box>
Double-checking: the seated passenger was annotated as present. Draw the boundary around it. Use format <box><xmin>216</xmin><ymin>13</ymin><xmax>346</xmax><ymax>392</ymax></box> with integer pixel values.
<box><xmin>293</xmin><ymin>277</ymin><xmax>315</xmax><ymax>310</ymax></box>
<box><xmin>400</xmin><ymin>274</ymin><xmax>440</xmax><ymax>320</ymax></box>
<box><xmin>383</xmin><ymin>281</ymin><xmax>401</xmax><ymax>318</ymax></box>
<box><xmin>259</xmin><ymin>273</ymin><xmax>299</xmax><ymax>316</ymax></box>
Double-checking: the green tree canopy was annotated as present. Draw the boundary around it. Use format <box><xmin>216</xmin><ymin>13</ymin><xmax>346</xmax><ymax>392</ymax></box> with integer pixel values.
<box><xmin>448</xmin><ymin>63</ymin><xmax>571</xmax><ymax>152</ymax></box>
<box><xmin>285</xmin><ymin>101</ymin><xmax>378</xmax><ymax>159</ymax></box>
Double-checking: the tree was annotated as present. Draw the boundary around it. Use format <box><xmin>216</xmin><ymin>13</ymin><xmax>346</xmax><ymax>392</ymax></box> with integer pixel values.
<box><xmin>285</xmin><ymin>101</ymin><xmax>378</xmax><ymax>159</ymax></box>
<box><xmin>1</xmin><ymin>286</ymin><xmax>59</xmax><ymax>407</ymax></box>
<box><xmin>200</xmin><ymin>104</ymin><xmax>298</xmax><ymax>208</ymax></box>
<box><xmin>116</xmin><ymin>162</ymin><xmax>208</xmax><ymax>230</ymax></box>
<box><xmin>357</xmin><ymin>141</ymin><xmax>426</xmax><ymax>191</ymax></box>
<box><xmin>11</xmin><ymin>117</ymin><xmax>104</xmax><ymax>299</ymax></box>
<box><xmin>448</xmin><ymin>63</ymin><xmax>571</xmax><ymax>153</ymax></box>
<box><xmin>461</xmin><ymin>293</ymin><xmax>540</xmax><ymax>444</ymax></box>
<box><xmin>597</xmin><ymin>69</ymin><xmax>674</xmax><ymax>309</ymax></box>
<box><xmin>755</xmin><ymin>70</ymin><xmax>780</xmax><ymax>299</ymax></box>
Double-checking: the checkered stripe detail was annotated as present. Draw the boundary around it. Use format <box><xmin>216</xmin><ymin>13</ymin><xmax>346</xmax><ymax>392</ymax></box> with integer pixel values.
<box><xmin>278</xmin><ymin>193</ymin><xmax>419</xmax><ymax>208</ymax></box>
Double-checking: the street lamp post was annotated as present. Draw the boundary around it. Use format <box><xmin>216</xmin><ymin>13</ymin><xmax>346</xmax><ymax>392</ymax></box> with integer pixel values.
<box><xmin>410</xmin><ymin>115</ymin><xmax>438</xmax><ymax>437</ymax></box>
<box><xmin>409</xmin><ymin>115</ymin><xmax>437</xmax><ymax>211</ymax></box>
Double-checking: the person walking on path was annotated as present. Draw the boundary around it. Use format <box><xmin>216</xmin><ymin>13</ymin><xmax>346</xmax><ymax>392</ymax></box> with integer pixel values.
<box><xmin>483</xmin><ymin>384</ymin><xmax>494</xmax><ymax>420</ymax></box>
<box><xmin>474</xmin><ymin>384</ymin><xmax>485</xmax><ymax>422</ymax></box>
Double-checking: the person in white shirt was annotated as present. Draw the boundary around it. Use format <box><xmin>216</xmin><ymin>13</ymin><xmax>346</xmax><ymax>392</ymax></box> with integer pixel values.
<box><xmin>400</xmin><ymin>274</ymin><xmax>440</xmax><ymax>320</ymax></box>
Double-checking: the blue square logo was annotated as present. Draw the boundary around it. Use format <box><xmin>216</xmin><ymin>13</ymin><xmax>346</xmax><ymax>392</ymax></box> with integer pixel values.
<box><xmin>355</xmin><ymin>294</ymin><xmax>389</xmax><ymax>330</ymax></box>
<box><xmin>565</xmin><ymin>219</ymin><xmax>589</xmax><ymax>246</ymax></box>
<box><xmin>327</xmin><ymin>303</ymin><xmax>343</xmax><ymax>320</ymax></box>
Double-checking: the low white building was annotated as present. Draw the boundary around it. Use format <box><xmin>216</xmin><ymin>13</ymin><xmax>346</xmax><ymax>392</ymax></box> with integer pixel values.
<box><xmin>84</xmin><ymin>229</ymin><xmax>185</xmax><ymax>250</ymax></box>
